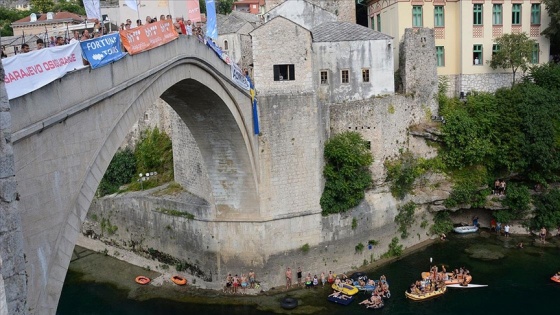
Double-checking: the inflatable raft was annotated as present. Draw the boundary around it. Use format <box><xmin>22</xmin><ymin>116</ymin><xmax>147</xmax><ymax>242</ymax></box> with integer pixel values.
<box><xmin>332</xmin><ymin>283</ymin><xmax>359</xmax><ymax>296</ymax></box>
<box><xmin>327</xmin><ymin>294</ymin><xmax>354</xmax><ymax>305</ymax></box>
<box><xmin>405</xmin><ymin>286</ymin><xmax>446</xmax><ymax>301</ymax></box>
<box><xmin>135</xmin><ymin>276</ymin><xmax>150</xmax><ymax>285</ymax></box>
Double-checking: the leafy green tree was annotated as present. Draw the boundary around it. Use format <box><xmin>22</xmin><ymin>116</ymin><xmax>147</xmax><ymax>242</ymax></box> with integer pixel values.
<box><xmin>488</xmin><ymin>33</ymin><xmax>536</xmax><ymax>87</ymax></box>
<box><xmin>320</xmin><ymin>131</ymin><xmax>373</xmax><ymax>215</ymax></box>
<box><xmin>531</xmin><ymin>189</ymin><xmax>560</xmax><ymax>230</ymax></box>
<box><xmin>135</xmin><ymin>127</ymin><xmax>173</xmax><ymax>181</ymax></box>
<box><xmin>53</xmin><ymin>1</ymin><xmax>86</xmax><ymax>15</ymax></box>
<box><xmin>98</xmin><ymin>148</ymin><xmax>137</xmax><ymax>196</ymax></box>
<box><xmin>216</xmin><ymin>0</ymin><xmax>234</xmax><ymax>15</ymax></box>
<box><xmin>0</xmin><ymin>7</ymin><xmax>31</xmax><ymax>36</ymax></box>
<box><xmin>30</xmin><ymin>0</ymin><xmax>56</xmax><ymax>13</ymax></box>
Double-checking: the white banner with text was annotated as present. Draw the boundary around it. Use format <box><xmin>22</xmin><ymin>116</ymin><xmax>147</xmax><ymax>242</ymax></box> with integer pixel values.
<box><xmin>2</xmin><ymin>42</ymin><xmax>87</xmax><ymax>100</ymax></box>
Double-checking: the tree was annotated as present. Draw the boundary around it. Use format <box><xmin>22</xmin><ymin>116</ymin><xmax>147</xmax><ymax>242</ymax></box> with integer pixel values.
<box><xmin>487</xmin><ymin>33</ymin><xmax>535</xmax><ymax>87</ymax></box>
<box><xmin>216</xmin><ymin>0</ymin><xmax>234</xmax><ymax>15</ymax></box>
<box><xmin>30</xmin><ymin>0</ymin><xmax>56</xmax><ymax>13</ymax></box>
<box><xmin>0</xmin><ymin>7</ymin><xmax>30</xmax><ymax>36</ymax></box>
<box><xmin>53</xmin><ymin>1</ymin><xmax>86</xmax><ymax>15</ymax></box>
<box><xmin>320</xmin><ymin>131</ymin><xmax>373</xmax><ymax>215</ymax></box>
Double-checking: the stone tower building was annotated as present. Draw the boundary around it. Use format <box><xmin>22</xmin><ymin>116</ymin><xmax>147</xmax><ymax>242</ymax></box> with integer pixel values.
<box><xmin>265</xmin><ymin>0</ymin><xmax>356</xmax><ymax>23</ymax></box>
<box><xmin>399</xmin><ymin>28</ymin><xmax>438</xmax><ymax>102</ymax></box>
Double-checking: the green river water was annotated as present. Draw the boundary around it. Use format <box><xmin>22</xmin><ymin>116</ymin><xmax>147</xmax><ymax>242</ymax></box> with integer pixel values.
<box><xmin>57</xmin><ymin>232</ymin><xmax>560</xmax><ymax>314</ymax></box>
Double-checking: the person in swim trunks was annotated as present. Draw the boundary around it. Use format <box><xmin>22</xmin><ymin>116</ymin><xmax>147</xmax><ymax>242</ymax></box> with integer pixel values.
<box><xmin>286</xmin><ymin>268</ymin><xmax>292</xmax><ymax>290</ymax></box>
<box><xmin>297</xmin><ymin>267</ymin><xmax>303</xmax><ymax>287</ymax></box>
<box><xmin>248</xmin><ymin>269</ymin><xmax>255</xmax><ymax>289</ymax></box>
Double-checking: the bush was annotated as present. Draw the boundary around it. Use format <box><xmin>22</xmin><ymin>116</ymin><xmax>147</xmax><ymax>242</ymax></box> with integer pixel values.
<box><xmin>430</xmin><ymin>211</ymin><xmax>453</xmax><ymax>235</ymax></box>
<box><xmin>300</xmin><ymin>243</ymin><xmax>310</xmax><ymax>253</ymax></box>
<box><xmin>320</xmin><ymin>132</ymin><xmax>373</xmax><ymax>215</ymax></box>
<box><xmin>395</xmin><ymin>201</ymin><xmax>416</xmax><ymax>239</ymax></box>
<box><xmin>385</xmin><ymin>150</ymin><xmax>424</xmax><ymax>199</ymax></box>
<box><xmin>135</xmin><ymin>127</ymin><xmax>174</xmax><ymax>183</ymax></box>
<box><xmin>352</xmin><ymin>217</ymin><xmax>358</xmax><ymax>230</ymax></box>
<box><xmin>355</xmin><ymin>242</ymin><xmax>365</xmax><ymax>253</ymax></box>
<box><xmin>530</xmin><ymin>188</ymin><xmax>560</xmax><ymax>230</ymax></box>
<box><xmin>381</xmin><ymin>237</ymin><xmax>403</xmax><ymax>258</ymax></box>
<box><xmin>98</xmin><ymin>147</ymin><xmax>137</xmax><ymax>196</ymax></box>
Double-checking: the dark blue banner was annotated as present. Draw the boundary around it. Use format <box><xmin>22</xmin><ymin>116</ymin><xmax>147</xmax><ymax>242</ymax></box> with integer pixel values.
<box><xmin>80</xmin><ymin>33</ymin><xmax>127</xmax><ymax>69</ymax></box>
<box><xmin>205</xmin><ymin>0</ymin><xmax>218</xmax><ymax>40</ymax></box>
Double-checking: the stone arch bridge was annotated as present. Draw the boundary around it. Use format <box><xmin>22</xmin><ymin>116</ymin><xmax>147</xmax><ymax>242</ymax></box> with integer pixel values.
<box><xmin>1</xmin><ymin>36</ymin><xmax>322</xmax><ymax>315</ymax></box>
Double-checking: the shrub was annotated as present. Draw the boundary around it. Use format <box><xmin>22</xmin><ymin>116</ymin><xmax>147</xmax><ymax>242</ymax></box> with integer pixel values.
<box><xmin>301</xmin><ymin>243</ymin><xmax>310</xmax><ymax>253</ymax></box>
<box><xmin>430</xmin><ymin>211</ymin><xmax>453</xmax><ymax>235</ymax></box>
<box><xmin>355</xmin><ymin>242</ymin><xmax>365</xmax><ymax>253</ymax></box>
<box><xmin>381</xmin><ymin>237</ymin><xmax>403</xmax><ymax>258</ymax></box>
<box><xmin>395</xmin><ymin>201</ymin><xmax>416</xmax><ymax>239</ymax></box>
<box><xmin>98</xmin><ymin>147</ymin><xmax>137</xmax><ymax>196</ymax></box>
<box><xmin>352</xmin><ymin>217</ymin><xmax>358</xmax><ymax>230</ymax></box>
<box><xmin>320</xmin><ymin>132</ymin><xmax>373</xmax><ymax>215</ymax></box>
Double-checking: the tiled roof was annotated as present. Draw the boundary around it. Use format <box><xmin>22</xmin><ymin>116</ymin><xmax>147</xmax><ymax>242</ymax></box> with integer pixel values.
<box><xmin>312</xmin><ymin>22</ymin><xmax>393</xmax><ymax>42</ymax></box>
<box><xmin>230</xmin><ymin>10</ymin><xmax>261</xmax><ymax>23</ymax></box>
<box><xmin>217</xmin><ymin>13</ymin><xmax>254</xmax><ymax>34</ymax></box>
<box><xmin>12</xmin><ymin>11</ymin><xmax>88</xmax><ymax>24</ymax></box>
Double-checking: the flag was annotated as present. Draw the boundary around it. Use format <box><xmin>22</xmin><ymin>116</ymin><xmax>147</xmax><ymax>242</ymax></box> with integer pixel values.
<box><xmin>125</xmin><ymin>0</ymin><xmax>138</xmax><ymax>11</ymax></box>
<box><xmin>84</xmin><ymin>0</ymin><xmax>101</xmax><ymax>19</ymax></box>
<box><xmin>187</xmin><ymin>0</ymin><xmax>202</xmax><ymax>22</ymax></box>
<box><xmin>205</xmin><ymin>0</ymin><xmax>218</xmax><ymax>40</ymax></box>
<box><xmin>252</xmin><ymin>98</ymin><xmax>260</xmax><ymax>135</ymax></box>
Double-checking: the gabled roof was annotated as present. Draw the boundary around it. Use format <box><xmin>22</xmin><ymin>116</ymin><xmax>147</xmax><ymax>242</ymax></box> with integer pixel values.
<box><xmin>217</xmin><ymin>13</ymin><xmax>253</xmax><ymax>35</ymax></box>
<box><xmin>312</xmin><ymin>22</ymin><xmax>393</xmax><ymax>42</ymax></box>
<box><xmin>230</xmin><ymin>10</ymin><xmax>261</xmax><ymax>23</ymax></box>
<box><xmin>12</xmin><ymin>12</ymin><xmax>90</xmax><ymax>26</ymax></box>
<box><xmin>249</xmin><ymin>15</ymin><xmax>310</xmax><ymax>35</ymax></box>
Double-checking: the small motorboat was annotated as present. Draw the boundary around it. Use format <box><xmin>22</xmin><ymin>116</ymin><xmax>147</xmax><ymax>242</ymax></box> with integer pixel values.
<box><xmin>332</xmin><ymin>283</ymin><xmax>359</xmax><ymax>296</ymax></box>
<box><xmin>135</xmin><ymin>276</ymin><xmax>150</xmax><ymax>285</ymax></box>
<box><xmin>453</xmin><ymin>225</ymin><xmax>479</xmax><ymax>234</ymax></box>
<box><xmin>421</xmin><ymin>272</ymin><xmax>473</xmax><ymax>285</ymax></box>
<box><xmin>171</xmin><ymin>275</ymin><xmax>187</xmax><ymax>285</ymax></box>
<box><xmin>405</xmin><ymin>286</ymin><xmax>446</xmax><ymax>301</ymax></box>
<box><xmin>327</xmin><ymin>293</ymin><xmax>354</xmax><ymax>305</ymax></box>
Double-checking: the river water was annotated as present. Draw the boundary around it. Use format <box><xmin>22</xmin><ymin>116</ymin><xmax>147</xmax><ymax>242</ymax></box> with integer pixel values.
<box><xmin>57</xmin><ymin>232</ymin><xmax>560</xmax><ymax>314</ymax></box>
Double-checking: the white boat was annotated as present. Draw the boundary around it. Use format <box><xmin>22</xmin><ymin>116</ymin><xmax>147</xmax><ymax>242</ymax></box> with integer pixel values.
<box><xmin>447</xmin><ymin>283</ymin><xmax>488</xmax><ymax>288</ymax></box>
<box><xmin>453</xmin><ymin>225</ymin><xmax>479</xmax><ymax>234</ymax></box>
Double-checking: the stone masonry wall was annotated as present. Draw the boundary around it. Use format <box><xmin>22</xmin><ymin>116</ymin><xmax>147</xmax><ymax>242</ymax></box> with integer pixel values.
<box><xmin>265</xmin><ymin>0</ymin><xmax>356</xmax><ymax>23</ymax></box>
<box><xmin>460</xmin><ymin>73</ymin><xmax>513</xmax><ymax>94</ymax></box>
<box><xmin>171</xmin><ymin>109</ymin><xmax>214</xmax><ymax>204</ymax></box>
<box><xmin>251</xmin><ymin>16</ymin><xmax>314</xmax><ymax>94</ymax></box>
<box><xmin>400</xmin><ymin>28</ymin><xmax>438</xmax><ymax>103</ymax></box>
<box><xmin>0</xmin><ymin>60</ymin><xmax>27</xmax><ymax>314</ymax></box>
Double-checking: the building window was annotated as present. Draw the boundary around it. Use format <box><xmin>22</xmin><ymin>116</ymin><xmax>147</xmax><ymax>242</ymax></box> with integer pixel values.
<box><xmin>492</xmin><ymin>4</ymin><xmax>502</xmax><ymax>25</ymax></box>
<box><xmin>362</xmin><ymin>69</ymin><xmax>370</xmax><ymax>83</ymax></box>
<box><xmin>377</xmin><ymin>14</ymin><xmax>381</xmax><ymax>32</ymax></box>
<box><xmin>341</xmin><ymin>70</ymin><xmax>349</xmax><ymax>84</ymax></box>
<box><xmin>532</xmin><ymin>43</ymin><xmax>540</xmax><ymax>64</ymax></box>
<box><xmin>412</xmin><ymin>6</ymin><xmax>423</xmax><ymax>27</ymax></box>
<box><xmin>436</xmin><ymin>46</ymin><xmax>445</xmax><ymax>67</ymax></box>
<box><xmin>512</xmin><ymin>4</ymin><xmax>521</xmax><ymax>25</ymax></box>
<box><xmin>320</xmin><ymin>70</ymin><xmax>328</xmax><ymax>84</ymax></box>
<box><xmin>531</xmin><ymin>4</ymin><xmax>541</xmax><ymax>25</ymax></box>
<box><xmin>434</xmin><ymin>6</ymin><xmax>444</xmax><ymax>27</ymax></box>
<box><xmin>370</xmin><ymin>16</ymin><xmax>374</xmax><ymax>29</ymax></box>
<box><xmin>473</xmin><ymin>4</ymin><xmax>483</xmax><ymax>25</ymax></box>
<box><xmin>492</xmin><ymin>44</ymin><xmax>500</xmax><ymax>56</ymax></box>
<box><xmin>273</xmin><ymin>64</ymin><xmax>295</xmax><ymax>81</ymax></box>
<box><xmin>223</xmin><ymin>40</ymin><xmax>229</xmax><ymax>51</ymax></box>
<box><xmin>473</xmin><ymin>45</ymin><xmax>483</xmax><ymax>65</ymax></box>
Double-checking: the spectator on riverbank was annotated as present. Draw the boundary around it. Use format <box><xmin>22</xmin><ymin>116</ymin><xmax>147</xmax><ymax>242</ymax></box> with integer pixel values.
<box><xmin>540</xmin><ymin>227</ymin><xmax>547</xmax><ymax>243</ymax></box>
<box><xmin>286</xmin><ymin>267</ymin><xmax>292</xmax><ymax>290</ymax></box>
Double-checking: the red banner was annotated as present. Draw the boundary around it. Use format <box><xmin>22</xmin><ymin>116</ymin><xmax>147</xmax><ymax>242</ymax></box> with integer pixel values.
<box><xmin>120</xmin><ymin>20</ymin><xmax>179</xmax><ymax>55</ymax></box>
<box><xmin>186</xmin><ymin>0</ymin><xmax>202</xmax><ymax>23</ymax></box>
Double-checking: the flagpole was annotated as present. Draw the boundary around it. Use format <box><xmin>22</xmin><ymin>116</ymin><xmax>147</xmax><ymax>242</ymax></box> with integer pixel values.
<box><xmin>137</xmin><ymin>0</ymin><xmax>141</xmax><ymax>24</ymax></box>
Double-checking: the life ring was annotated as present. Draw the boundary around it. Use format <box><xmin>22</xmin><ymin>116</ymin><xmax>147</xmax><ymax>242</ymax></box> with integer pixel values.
<box><xmin>171</xmin><ymin>275</ymin><xmax>187</xmax><ymax>286</ymax></box>
<box><xmin>135</xmin><ymin>276</ymin><xmax>150</xmax><ymax>285</ymax></box>
<box><xmin>386</xmin><ymin>291</ymin><xmax>391</xmax><ymax>299</ymax></box>
<box><xmin>280</xmin><ymin>297</ymin><xmax>298</xmax><ymax>310</ymax></box>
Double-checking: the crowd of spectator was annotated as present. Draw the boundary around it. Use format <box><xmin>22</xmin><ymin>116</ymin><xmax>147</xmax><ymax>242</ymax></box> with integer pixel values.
<box><xmin>1</xmin><ymin>15</ymin><xmax>205</xmax><ymax>59</ymax></box>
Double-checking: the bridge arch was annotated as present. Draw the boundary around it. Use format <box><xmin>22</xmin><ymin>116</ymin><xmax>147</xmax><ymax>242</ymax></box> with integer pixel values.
<box><xmin>9</xmin><ymin>37</ymin><xmax>259</xmax><ymax>313</ymax></box>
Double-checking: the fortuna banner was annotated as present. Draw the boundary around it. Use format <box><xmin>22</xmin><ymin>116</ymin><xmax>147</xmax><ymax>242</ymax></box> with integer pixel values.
<box><xmin>120</xmin><ymin>20</ymin><xmax>179</xmax><ymax>55</ymax></box>
<box><xmin>2</xmin><ymin>42</ymin><xmax>87</xmax><ymax>100</ymax></box>
<box><xmin>80</xmin><ymin>33</ymin><xmax>127</xmax><ymax>69</ymax></box>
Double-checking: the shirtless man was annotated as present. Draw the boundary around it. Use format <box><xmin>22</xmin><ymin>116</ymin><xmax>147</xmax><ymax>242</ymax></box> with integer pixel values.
<box><xmin>285</xmin><ymin>267</ymin><xmax>292</xmax><ymax>290</ymax></box>
<box><xmin>540</xmin><ymin>227</ymin><xmax>547</xmax><ymax>243</ymax></box>
<box><xmin>327</xmin><ymin>271</ymin><xmax>334</xmax><ymax>283</ymax></box>
<box><xmin>248</xmin><ymin>269</ymin><xmax>255</xmax><ymax>289</ymax></box>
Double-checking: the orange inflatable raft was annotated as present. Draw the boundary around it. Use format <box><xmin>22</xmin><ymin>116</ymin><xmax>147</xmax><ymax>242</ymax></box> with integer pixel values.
<box><xmin>172</xmin><ymin>275</ymin><xmax>187</xmax><ymax>286</ymax></box>
<box><xmin>135</xmin><ymin>276</ymin><xmax>151</xmax><ymax>285</ymax></box>
<box><xmin>551</xmin><ymin>274</ymin><xmax>560</xmax><ymax>283</ymax></box>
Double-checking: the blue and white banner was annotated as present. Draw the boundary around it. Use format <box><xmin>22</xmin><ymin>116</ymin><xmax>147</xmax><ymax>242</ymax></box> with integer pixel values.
<box><xmin>80</xmin><ymin>33</ymin><xmax>127</xmax><ymax>69</ymax></box>
<box><xmin>231</xmin><ymin>63</ymin><xmax>250</xmax><ymax>90</ymax></box>
<box><xmin>206</xmin><ymin>37</ymin><xmax>230</xmax><ymax>64</ymax></box>
<box><xmin>205</xmin><ymin>0</ymin><xmax>218</xmax><ymax>40</ymax></box>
